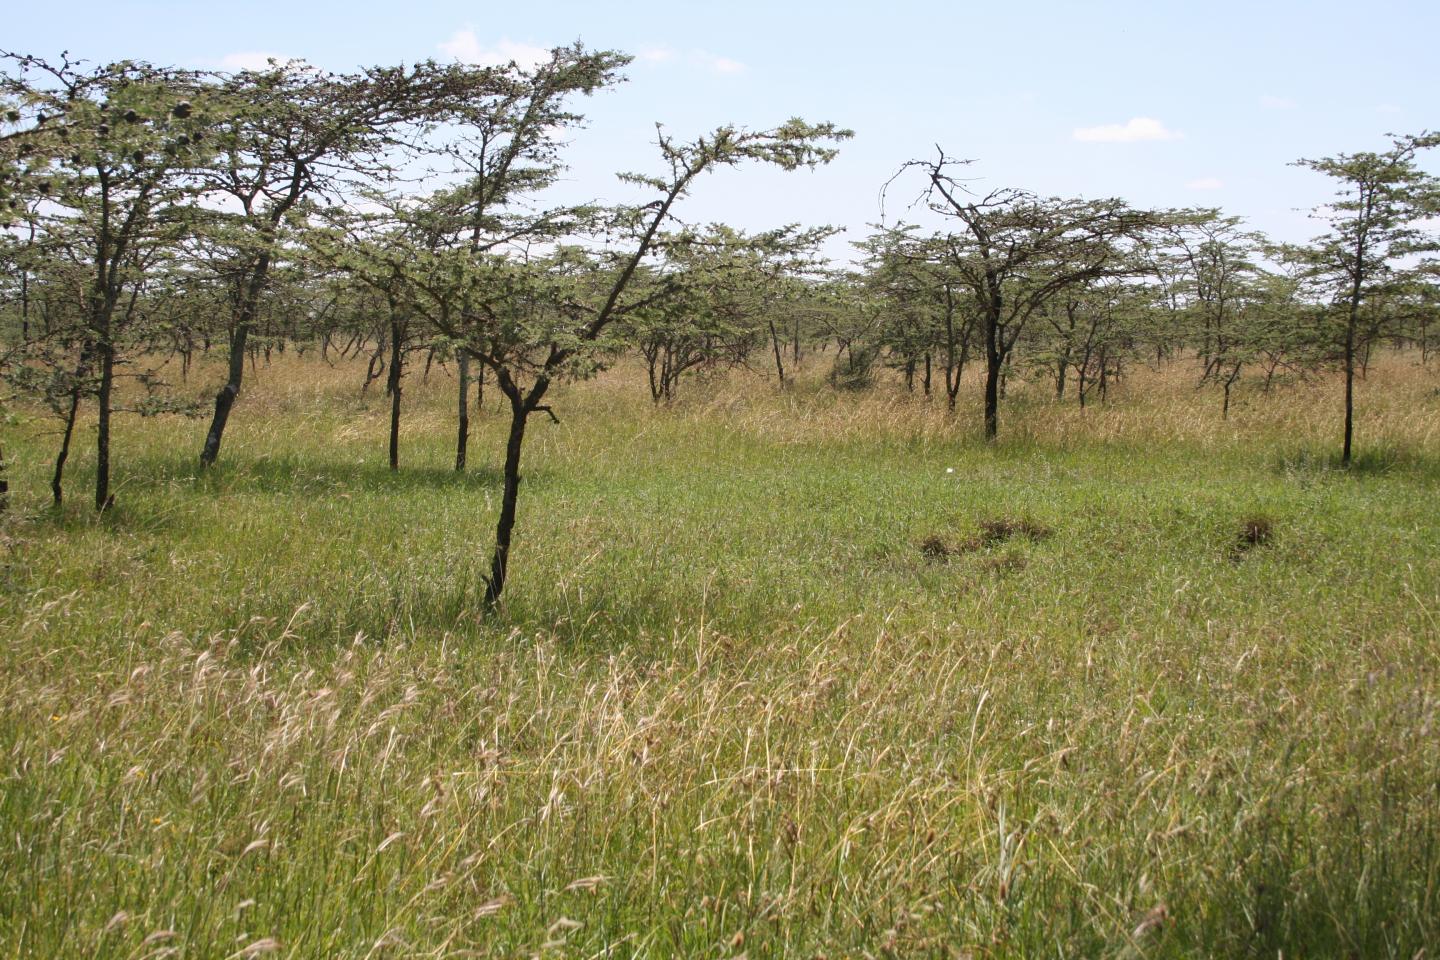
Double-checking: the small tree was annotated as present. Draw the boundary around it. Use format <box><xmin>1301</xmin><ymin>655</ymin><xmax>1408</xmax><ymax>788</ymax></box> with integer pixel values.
<box><xmin>193</xmin><ymin>56</ymin><xmax>514</xmax><ymax>467</ymax></box>
<box><xmin>891</xmin><ymin>150</ymin><xmax>1169</xmax><ymax>439</ymax></box>
<box><xmin>2</xmin><ymin>52</ymin><xmax>217</xmax><ymax>509</ymax></box>
<box><xmin>429</xmin><ymin>120</ymin><xmax>849</xmax><ymax>604</ymax></box>
<box><xmin>1292</xmin><ymin>132</ymin><xmax>1440</xmax><ymax>464</ymax></box>
<box><xmin>1164</xmin><ymin>215</ymin><xmax>1276</xmax><ymax>417</ymax></box>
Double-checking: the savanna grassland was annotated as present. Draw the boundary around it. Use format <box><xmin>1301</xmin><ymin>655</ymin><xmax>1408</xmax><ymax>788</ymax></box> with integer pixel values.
<box><xmin>2</xmin><ymin>355</ymin><xmax>1439</xmax><ymax>958</ymax></box>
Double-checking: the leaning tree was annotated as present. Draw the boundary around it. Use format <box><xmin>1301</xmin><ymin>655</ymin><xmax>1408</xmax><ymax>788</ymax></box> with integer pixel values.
<box><xmin>428</xmin><ymin>120</ymin><xmax>850</xmax><ymax>605</ymax></box>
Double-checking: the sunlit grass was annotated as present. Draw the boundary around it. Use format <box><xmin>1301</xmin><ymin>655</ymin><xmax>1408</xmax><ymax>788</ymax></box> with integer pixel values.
<box><xmin>1</xmin><ymin>352</ymin><xmax>1437</xmax><ymax>956</ymax></box>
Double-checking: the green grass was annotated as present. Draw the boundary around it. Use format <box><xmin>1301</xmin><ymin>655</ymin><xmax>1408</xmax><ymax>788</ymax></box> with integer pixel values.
<box><xmin>1</xmin><ymin>355</ymin><xmax>1438</xmax><ymax>957</ymax></box>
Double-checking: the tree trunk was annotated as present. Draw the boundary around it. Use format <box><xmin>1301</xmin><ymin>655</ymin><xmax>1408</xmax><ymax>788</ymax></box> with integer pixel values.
<box><xmin>983</xmin><ymin>358</ymin><xmax>1001</xmax><ymax>438</ymax></box>
<box><xmin>52</xmin><ymin>346</ymin><xmax>90</xmax><ymax>506</ymax></box>
<box><xmin>1339</xmin><ymin>260</ymin><xmax>1366</xmax><ymax>466</ymax></box>
<box><xmin>1343</xmin><ymin>313</ymin><xmax>1356</xmax><ymax>466</ymax></box>
<box><xmin>362</xmin><ymin>341</ymin><xmax>385</xmax><ymax>395</ymax></box>
<box><xmin>387</xmin><ymin>312</ymin><xmax>403</xmax><ymax>471</ymax></box>
<box><xmin>645</xmin><ymin>346</ymin><xmax>663</xmax><ymax>404</ymax></box>
<box><xmin>767</xmin><ymin>318</ymin><xmax>786</xmax><ymax>387</ymax></box>
<box><xmin>983</xmin><ymin>283</ymin><xmax>1002</xmax><ymax>440</ymax></box>
<box><xmin>484</xmin><ymin>393</ymin><xmax>533</xmax><ymax>606</ymax></box>
<box><xmin>95</xmin><ymin>337</ymin><xmax>115</xmax><ymax>512</ymax></box>
<box><xmin>200</xmin><ymin>321</ymin><xmax>249</xmax><ymax>468</ymax></box>
<box><xmin>455</xmin><ymin>352</ymin><xmax>470</xmax><ymax>472</ymax></box>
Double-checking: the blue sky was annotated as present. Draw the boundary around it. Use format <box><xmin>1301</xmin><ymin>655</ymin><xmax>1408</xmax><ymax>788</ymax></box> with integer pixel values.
<box><xmin>9</xmin><ymin>0</ymin><xmax>1438</xmax><ymax>261</ymax></box>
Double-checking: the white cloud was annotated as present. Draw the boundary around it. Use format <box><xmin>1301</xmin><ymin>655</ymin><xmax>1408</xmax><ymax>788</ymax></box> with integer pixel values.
<box><xmin>1073</xmin><ymin>117</ymin><xmax>1183</xmax><ymax>143</ymax></box>
<box><xmin>217</xmin><ymin>52</ymin><xmax>288</xmax><ymax>71</ymax></box>
<box><xmin>1377</xmin><ymin>103</ymin><xmax>1403</xmax><ymax>114</ymax></box>
<box><xmin>1260</xmin><ymin>94</ymin><xmax>1296</xmax><ymax>110</ymax></box>
<box><xmin>438</xmin><ymin>30</ymin><xmax>550</xmax><ymax>69</ymax></box>
<box><xmin>1186</xmin><ymin>177</ymin><xmax>1224</xmax><ymax>190</ymax></box>
<box><xmin>638</xmin><ymin>47</ymin><xmax>678</xmax><ymax>63</ymax></box>
<box><xmin>695</xmin><ymin>51</ymin><xmax>746</xmax><ymax>74</ymax></box>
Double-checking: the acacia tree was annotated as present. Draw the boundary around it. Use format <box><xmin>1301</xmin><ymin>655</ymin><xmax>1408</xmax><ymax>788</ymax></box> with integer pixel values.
<box><xmin>629</xmin><ymin>258</ymin><xmax>743</xmax><ymax>404</ymax></box>
<box><xmin>1167</xmin><ymin>215</ymin><xmax>1262</xmax><ymax>407</ymax></box>
<box><xmin>860</xmin><ymin>227</ymin><xmax>936</xmax><ymax>393</ymax></box>
<box><xmin>193</xmin><ymin>56</ymin><xmax>509</xmax><ymax>468</ymax></box>
<box><xmin>636</xmin><ymin>223</ymin><xmax>833</xmax><ymax>399</ymax></box>
<box><xmin>860</xmin><ymin>228</ymin><xmax>976</xmax><ymax>406</ymax></box>
<box><xmin>2</xmin><ymin>52</ymin><xmax>216</xmax><ymax>510</ymax></box>
<box><xmin>306</xmin><ymin>206</ymin><xmax>426</xmax><ymax>470</ymax></box>
<box><xmin>429</xmin><ymin>120</ymin><xmax>848</xmax><ymax>605</ymax></box>
<box><xmin>1034</xmin><ymin>280</ymin><xmax>1141</xmax><ymax>407</ymax></box>
<box><xmin>1292</xmin><ymin>132</ymin><xmax>1440</xmax><ymax>464</ymax></box>
<box><xmin>403</xmin><ymin>43</ymin><xmax>627</xmax><ymax>471</ymax></box>
<box><xmin>892</xmin><ymin>150</ymin><xmax>1169</xmax><ymax>438</ymax></box>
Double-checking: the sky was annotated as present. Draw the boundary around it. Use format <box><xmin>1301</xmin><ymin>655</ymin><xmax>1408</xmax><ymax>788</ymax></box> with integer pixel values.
<box><xmin>7</xmin><ymin>0</ymin><xmax>1438</xmax><ymax>263</ymax></box>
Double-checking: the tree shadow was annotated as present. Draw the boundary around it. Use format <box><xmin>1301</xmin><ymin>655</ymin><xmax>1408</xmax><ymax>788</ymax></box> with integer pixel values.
<box><xmin>1272</xmin><ymin>443</ymin><xmax>1440</xmax><ymax>483</ymax></box>
<box><xmin>10</xmin><ymin>454</ymin><xmax>512</xmax><ymax>539</ymax></box>
<box><xmin>124</xmin><ymin>453</ymin><xmax>511</xmax><ymax>497</ymax></box>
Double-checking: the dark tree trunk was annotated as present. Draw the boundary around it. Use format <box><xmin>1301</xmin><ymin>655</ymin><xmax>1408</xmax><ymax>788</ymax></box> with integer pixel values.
<box><xmin>362</xmin><ymin>341</ymin><xmax>386</xmax><ymax>395</ymax></box>
<box><xmin>53</xmin><ymin>346</ymin><xmax>91</xmax><ymax>506</ymax></box>
<box><xmin>1343</xmin><ymin>315</ymin><xmax>1356</xmax><ymax>466</ymax></box>
<box><xmin>923</xmin><ymin>351</ymin><xmax>932</xmax><ymax>397</ymax></box>
<box><xmin>386</xmin><ymin>312</ymin><xmax>403</xmax><ymax>471</ymax></box>
<box><xmin>484</xmin><ymin>378</ymin><xmax>547</xmax><ymax>607</ymax></box>
<box><xmin>983</xmin><ymin>282</ymin><xmax>1002</xmax><ymax>440</ymax></box>
<box><xmin>767</xmin><ymin>318</ymin><xmax>786</xmax><ymax>387</ymax></box>
<box><xmin>95</xmin><ymin>337</ymin><xmax>115</xmax><ymax>512</ymax></box>
<box><xmin>200</xmin><ymin>319</ymin><xmax>250</xmax><ymax>468</ymax></box>
<box><xmin>983</xmin><ymin>359</ymin><xmax>1001</xmax><ymax>437</ymax></box>
<box><xmin>645</xmin><ymin>344</ymin><xmax>664</xmax><ymax>404</ymax></box>
<box><xmin>455</xmin><ymin>352</ymin><xmax>470</xmax><ymax>472</ymax></box>
<box><xmin>1340</xmin><ymin>266</ymin><xmax>1365</xmax><ymax>466</ymax></box>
